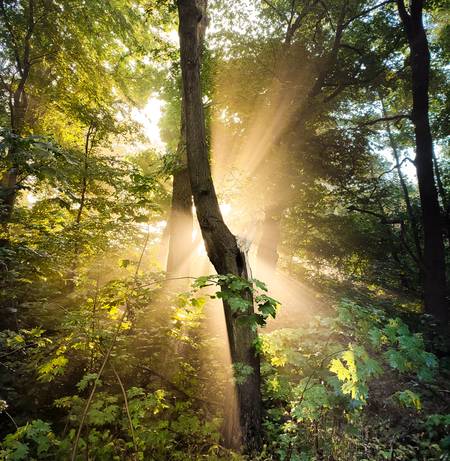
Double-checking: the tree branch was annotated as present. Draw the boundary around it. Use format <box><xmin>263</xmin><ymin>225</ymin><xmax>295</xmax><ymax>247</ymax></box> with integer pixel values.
<box><xmin>344</xmin><ymin>0</ymin><xmax>394</xmax><ymax>28</ymax></box>
<box><xmin>261</xmin><ymin>0</ymin><xmax>288</xmax><ymax>23</ymax></box>
<box><xmin>347</xmin><ymin>205</ymin><xmax>402</xmax><ymax>224</ymax></box>
<box><xmin>360</xmin><ymin>113</ymin><xmax>411</xmax><ymax>127</ymax></box>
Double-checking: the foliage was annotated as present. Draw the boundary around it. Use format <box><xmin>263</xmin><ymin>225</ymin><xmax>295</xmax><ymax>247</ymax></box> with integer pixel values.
<box><xmin>0</xmin><ymin>0</ymin><xmax>449</xmax><ymax>460</ymax></box>
<box><xmin>193</xmin><ymin>274</ymin><xmax>279</xmax><ymax>329</ymax></box>
<box><xmin>259</xmin><ymin>300</ymin><xmax>448</xmax><ymax>460</ymax></box>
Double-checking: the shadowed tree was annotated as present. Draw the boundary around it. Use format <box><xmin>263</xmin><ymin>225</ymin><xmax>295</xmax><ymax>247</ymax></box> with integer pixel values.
<box><xmin>396</xmin><ymin>0</ymin><xmax>448</xmax><ymax>324</ymax></box>
<box><xmin>177</xmin><ymin>0</ymin><xmax>262</xmax><ymax>452</ymax></box>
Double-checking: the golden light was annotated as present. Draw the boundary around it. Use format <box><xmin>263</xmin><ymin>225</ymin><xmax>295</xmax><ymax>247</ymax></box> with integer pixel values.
<box><xmin>131</xmin><ymin>96</ymin><xmax>166</xmax><ymax>149</ymax></box>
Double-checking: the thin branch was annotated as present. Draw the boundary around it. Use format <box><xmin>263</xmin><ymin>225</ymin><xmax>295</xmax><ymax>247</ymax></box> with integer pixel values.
<box><xmin>142</xmin><ymin>366</ymin><xmax>220</xmax><ymax>409</ymax></box>
<box><xmin>347</xmin><ymin>205</ymin><xmax>403</xmax><ymax>224</ymax></box>
<box><xmin>376</xmin><ymin>156</ymin><xmax>411</xmax><ymax>180</ymax></box>
<box><xmin>339</xmin><ymin>43</ymin><xmax>365</xmax><ymax>56</ymax></box>
<box><xmin>360</xmin><ymin>114</ymin><xmax>411</xmax><ymax>127</ymax></box>
<box><xmin>4</xmin><ymin>411</ymin><xmax>18</xmax><ymax>430</ymax></box>
<box><xmin>111</xmin><ymin>364</ymin><xmax>138</xmax><ymax>456</ymax></box>
<box><xmin>344</xmin><ymin>0</ymin><xmax>394</xmax><ymax>28</ymax></box>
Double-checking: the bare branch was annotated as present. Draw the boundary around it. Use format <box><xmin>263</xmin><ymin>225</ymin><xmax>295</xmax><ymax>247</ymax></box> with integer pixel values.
<box><xmin>360</xmin><ymin>114</ymin><xmax>411</xmax><ymax>127</ymax></box>
<box><xmin>347</xmin><ymin>205</ymin><xmax>402</xmax><ymax>224</ymax></box>
<box><xmin>344</xmin><ymin>0</ymin><xmax>394</xmax><ymax>28</ymax></box>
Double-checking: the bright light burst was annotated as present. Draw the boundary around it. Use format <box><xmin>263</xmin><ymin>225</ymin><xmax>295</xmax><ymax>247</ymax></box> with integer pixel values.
<box><xmin>131</xmin><ymin>97</ymin><xmax>166</xmax><ymax>149</ymax></box>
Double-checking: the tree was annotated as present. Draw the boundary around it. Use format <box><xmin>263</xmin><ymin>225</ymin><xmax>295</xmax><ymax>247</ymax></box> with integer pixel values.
<box><xmin>0</xmin><ymin>0</ymin><xmax>154</xmax><ymax>230</ymax></box>
<box><xmin>177</xmin><ymin>0</ymin><xmax>262</xmax><ymax>451</ymax></box>
<box><xmin>396</xmin><ymin>0</ymin><xmax>448</xmax><ymax>324</ymax></box>
<box><xmin>165</xmin><ymin>110</ymin><xmax>194</xmax><ymax>278</ymax></box>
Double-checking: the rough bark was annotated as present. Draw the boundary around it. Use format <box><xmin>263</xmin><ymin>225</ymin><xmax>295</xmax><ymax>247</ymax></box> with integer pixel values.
<box><xmin>177</xmin><ymin>0</ymin><xmax>262</xmax><ymax>452</ymax></box>
<box><xmin>397</xmin><ymin>0</ymin><xmax>448</xmax><ymax>324</ymax></box>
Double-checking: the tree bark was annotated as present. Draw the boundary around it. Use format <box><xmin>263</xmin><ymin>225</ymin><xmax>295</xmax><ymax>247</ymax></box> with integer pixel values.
<box><xmin>177</xmin><ymin>0</ymin><xmax>262</xmax><ymax>452</ymax></box>
<box><xmin>397</xmin><ymin>0</ymin><xmax>448</xmax><ymax>324</ymax></box>
<box><xmin>166</xmin><ymin>108</ymin><xmax>194</xmax><ymax>278</ymax></box>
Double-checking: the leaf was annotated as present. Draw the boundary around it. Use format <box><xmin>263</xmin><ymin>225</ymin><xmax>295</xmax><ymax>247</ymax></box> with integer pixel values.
<box><xmin>395</xmin><ymin>390</ymin><xmax>422</xmax><ymax>410</ymax></box>
<box><xmin>77</xmin><ymin>373</ymin><xmax>101</xmax><ymax>391</ymax></box>
<box><xmin>252</xmin><ymin>278</ymin><xmax>268</xmax><ymax>291</ymax></box>
<box><xmin>227</xmin><ymin>296</ymin><xmax>251</xmax><ymax>313</ymax></box>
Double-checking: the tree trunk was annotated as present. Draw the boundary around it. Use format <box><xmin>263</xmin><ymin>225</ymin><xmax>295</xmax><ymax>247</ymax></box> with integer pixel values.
<box><xmin>255</xmin><ymin>9</ymin><xmax>347</xmax><ymax>277</ymax></box>
<box><xmin>66</xmin><ymin>125</ymin><xmax>95</xmax><ymax>289</ymax></box>
<box><xmin>380</xmin><ymin>97</ymin><xmax>423</xmax><ymax>265</ymax></box>
<box><xmin>166</xmin><ymin>109</ymin><xmax>194</xmax><ymax>278</ymax></box>
<box><xmin>177</xmin><ymin>0</ymin><xmax>262</xmax><ymax>452</ymax></box>
<box><xmin>397</xmin><ymin>0</ymin><xmax>448</xmax><ymax>324</ymax></box>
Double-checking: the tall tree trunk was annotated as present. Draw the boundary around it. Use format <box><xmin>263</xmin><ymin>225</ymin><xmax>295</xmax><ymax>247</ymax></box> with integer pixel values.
<box><xmin>177</xmin><ymin>0</ymin><xmax>262</xmax><ymax>452</ymax></box>
<box><xmin>166</xmin><ymin>109</ymin><xmax>194</xmax><ymax>278</ymax></box>
<box><xmin>380</xmin><ymin>97</ymin><xmax>423</xmax><ymax>265</ymax></box>
<box><xmin>397</xmin><ymin>0</ymin><xmax>448</xmax><ymax>324</ymax></box>
<box><xmin>255</xmin><ymin>7</ymin><xmax>347</xmax><ymax>276</ymax></box>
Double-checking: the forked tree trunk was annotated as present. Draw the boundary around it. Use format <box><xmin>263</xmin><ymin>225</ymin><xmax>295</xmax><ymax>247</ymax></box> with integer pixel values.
<box><xmin>177</xmin><ymin>0</ymin><xmax>262</xmax><ymax>452</ymax></box>
<box><xmin>397</xmin><ymin>0</ymin><xmax>449</xmax><ymax>324</ymax></box>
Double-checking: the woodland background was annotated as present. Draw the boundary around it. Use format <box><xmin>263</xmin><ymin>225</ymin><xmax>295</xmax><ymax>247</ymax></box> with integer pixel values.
<box><xmin>0</xmin><ymin>0</ymin><xmax>449</xmax><ymax>459</ymax></box>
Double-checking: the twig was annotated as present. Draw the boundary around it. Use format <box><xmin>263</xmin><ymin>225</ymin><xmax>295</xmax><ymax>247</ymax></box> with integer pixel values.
<box><xmin>360</xmin><ymin>114</ymin><xmax>411</xmax><ymax>127</ymax></box>
<box><xmin>4</xmin><ymin>410</ymin><xmax>18</xmax><ymax>430</ymax></box>
<box><xmin>142</xmin><ymin>365</ymin><xmax>220</xmax><ymax>409</ymax></box>
<box><xmin>111</xmin><ymin>364</ymin><xmax>138</xmax><ymax>457</ymax></box>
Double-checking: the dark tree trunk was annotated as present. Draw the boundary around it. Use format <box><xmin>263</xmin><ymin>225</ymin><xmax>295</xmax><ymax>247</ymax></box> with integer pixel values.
<box><xmin>397</xmin><ymin>0</ymin><xmax>449</xmax><ymax>324</ymax></box>
<box><xmin>166</xmin><ymin>109</ymin><xmax>194</xmax><ymax>278</ymax></box>
<box><xmin>0</xmin><ymin>168</ymin><xmax>18</xmax><ymax>229</ymax></box>
<box><xmin>177</xmin><ymin>0</ymin><xmax>262</xmax><ymax>452</ymax></box>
